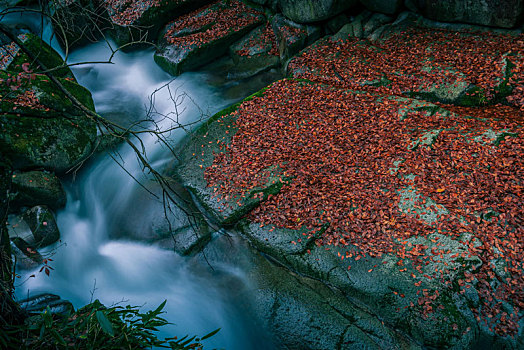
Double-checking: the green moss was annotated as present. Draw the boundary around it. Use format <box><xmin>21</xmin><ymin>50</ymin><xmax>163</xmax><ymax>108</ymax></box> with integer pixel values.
<box><xmin>7</xmin><ymin>34</ymin><xmax>74</xmax><ymax>80</ymax></box>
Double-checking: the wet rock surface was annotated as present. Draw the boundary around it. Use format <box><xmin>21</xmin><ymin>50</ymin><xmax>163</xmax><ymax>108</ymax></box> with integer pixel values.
<box><xmin>10</xmin><ymin>171</ymin><xmax>66</xmax><ymax>212</ymax></box>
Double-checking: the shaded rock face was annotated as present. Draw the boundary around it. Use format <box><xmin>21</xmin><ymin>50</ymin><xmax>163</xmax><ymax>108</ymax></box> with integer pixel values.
<box><xmin>10</xmin><ymin>171</ymin><xmax>66</xmax><ymax>212</ymax></box>
<box><xmin>229</xmin><ymin>24</ymin><xmax>281</xmax><ymax>79</ymax></box>
<box><xmin>279</xmin><ymin>0</ymin><xmax>359</xmax><ymax>23</ymax></box>
<box><xmin>409</xmin><ymin>0</ymin><xmax>524</xmax><ymax>28</ymax></box>
<box><xmin>271</xmin><ymin>14</ymin><xmax>322</xmax><ymax>62</ymax></box>
<box><xmin>154</xmin><ymin>0</ymin><xmax>264</xmax><ymax>76</ymax></box>
<box><xmin>51</xmin><ymin>0</ymin><xmax>110</xmax><ymax>49</ymax></box>
<box><xmin>359</xmin><ymin>0</ymin><xmax>403</xmax><ymax>14</ymax></box>
<box><xmin>193</xmin><ymin>233</ymin><xmax>422</xmax><ymax>350</ymax></box>
<box><xmin>8</xmin><ymin>205</ymin><xmax>60</xmax><ymax>266</ymax></box>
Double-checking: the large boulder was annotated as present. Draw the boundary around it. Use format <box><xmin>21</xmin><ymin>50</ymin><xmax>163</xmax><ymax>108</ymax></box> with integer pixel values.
<box><xmin>279</xmin><ymin>0</ymin><xmax>359</xmax><ymax>23</ymax></box>
<box><xmin>406</xmin><ymin>0</ymin><xmax>524</xmax><ymax>28</ymax></box>
<box><xmin>174</xmin><ymin>78</ymin><xmax>523</xmax><ymax>348</ymax></box>
<box><xmin>9</xmin><ymin>170</ymin><xmax>66</xmax><ymax>212</ymax></box>
<box><xmin>154</xmin><ymin>0</ymin><xmax>264</xmax><ymax>76</ymax></box>
<box><xmin>0</xmin><ymin>72</ymin><xmax>97</xmax><ymax>173</ymax></box>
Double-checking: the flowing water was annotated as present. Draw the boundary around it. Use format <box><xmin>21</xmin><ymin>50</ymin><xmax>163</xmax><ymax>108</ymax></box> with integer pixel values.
<box><xmin>9</xmin><ymin>13</ymin><xmax>278</xmax><ymax>349</ymax></box>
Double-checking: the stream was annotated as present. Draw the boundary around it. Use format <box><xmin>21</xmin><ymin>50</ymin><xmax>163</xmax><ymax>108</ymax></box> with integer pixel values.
<box><xmin>9</xmin><ymin>12</ymin><xmax>278</xmax><ymax>349</ymax></box>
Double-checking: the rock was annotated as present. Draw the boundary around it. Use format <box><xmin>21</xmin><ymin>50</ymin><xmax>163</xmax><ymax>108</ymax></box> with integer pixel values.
<box><xmin>271</xmin><ymin>14</ymin><xmax>322</xmax><ymax>62</ymax></box>
<box><xmin>154</xmin><ymin>0</ymin><xmax>264</xmax><ymax>76</ymax></box>
<box><xmin>174</xmin><ymin>86</ymin><xmax>291</xmax><ymax>226</ymax></box>
<box><xmin>326</xmin><ymin>13</ymin><xmax>350</xmax><ymax>34</ymax></box>
<box><xmin>291</xmin><ymin>18</ymin><xmax>523</xmax><ymax>107</ymax></box>
<box><xmin>18</xmin><ymin>293</ymin><xmax>74</xmax><ymax>315</ymax></box>
<box><xmin>0</xmin><ymin>31</ymin><xmax>74</xmax><ymax>79</ymax></box>
<box><xmin>279</xmin><ymin>0</ymin><xmax>359</xmax><ymax>24</ymax></box>
<box><xmin>0</xmin><ymin>161</ymin><xmax>10</xmax><ymax>221</ymax></box>
<box><xmin>362</xmin><ymin>12</ymin><xmax>394</xmax><ymax>37</ymax></box>
<box><xmin>0</xmin><ymin>72</ymin><xmax>98</xmax><ymax>173</ymax></box>
<box><xmin>103</xmin><ymin>0</ymin><xmax>213</xmax><ymax>47</ymax></box>
<box><xmin>175</xmin><ymin>78</ymin><xmax>523</xmax><ymax>348</ymax></box>
<box><xmin>10</xmin><ymin>170</ymin><xmax>66</xmax><ymax>212</ymax></box>
<box><xmin>360</xmin><ymin>0</ymin><xmax>403</xmax><ymax>15</ymax></box>
<box><xmin>51</xmin><ymin>0</ymin><xmax>110</xmax><ymax>49</ymax></box>
<box><xmin>332</xmin><ymin>10</ymin><xmax>372</xmax><ymax>39</ymax></box>
<box><xmin>408</xmin><ymin>0</ymin><xmax>524</xmax><ymax>29</ymax></box>
<box><xmin>195</xmin><ymin>233</ymin><xmax>422</xmax><ymax>350</ymax></box>
<box><xmin>229</xmin><ymin>24</ymin><xmax>281</xmax><ymax>79</ymax></box>
<box><xmin>21</xmin><ymin>205</ymin><xmax>60</xmax><ymax>248</ymax></box>
<box><xmin>10</xmin><ymin>237</ymin><xmax>43</xmax><ymax>266</ymax></box>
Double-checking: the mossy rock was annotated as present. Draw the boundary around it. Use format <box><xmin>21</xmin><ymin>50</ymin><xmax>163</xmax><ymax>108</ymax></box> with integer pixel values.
<box><xmin>0</xmin><ymin>32</ymin><xmax>74</xmax><ymax>79</ymax></box>
<box><xmin>0</xmin><ymin>72</ymin><xmax>97</xmax><ymax>172</ymax></box>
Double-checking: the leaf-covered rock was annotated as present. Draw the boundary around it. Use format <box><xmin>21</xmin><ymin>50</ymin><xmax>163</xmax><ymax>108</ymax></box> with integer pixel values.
<box><xmin>154</xmin><ymin>0</ymin><xmax>264</xmax><ymax>76</ymax></box>
<box><xmin>177</xmin><ymin>77</ymin><xmax>523</xmax><ymax>348</ymax></box>
<box><xmin>290</xmin><ymin>17</ymin><xmax>524</xmax><ymax>107</ymax></box>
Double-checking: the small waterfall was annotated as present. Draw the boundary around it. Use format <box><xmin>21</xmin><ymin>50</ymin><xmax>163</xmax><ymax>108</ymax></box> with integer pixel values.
<box><xmin>13</xmin><ymin>29</ymin><xmax>270</xmax><ymax>349</ymax></box>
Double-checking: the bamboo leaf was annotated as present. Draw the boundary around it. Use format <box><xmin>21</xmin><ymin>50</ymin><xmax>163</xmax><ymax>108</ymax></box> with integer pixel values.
<box><xmin>96</xmin><ymin>310</ymin><xmax>114</xmax><ymax>336</ymax></box>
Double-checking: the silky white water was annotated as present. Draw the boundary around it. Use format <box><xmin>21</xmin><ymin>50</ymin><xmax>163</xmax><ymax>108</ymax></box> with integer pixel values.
<box><xmin>12</xmin><ymin>31</ymin><xmax>272</xmax><ymax>349</ymax></box>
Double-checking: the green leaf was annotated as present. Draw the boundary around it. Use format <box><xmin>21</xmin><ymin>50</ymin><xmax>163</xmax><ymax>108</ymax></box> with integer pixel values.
<box><xmin>96</xmin><ymin>310</ymin><xmax>114</xmax><ymax>337</ymax></box>
<box><xmin>152</xmin><ymin>300</ymin><xmax>167</xmax><ymax>316</ymax></box>
<box><xmin>200</xmin><ymin>328</ymin><xmax>220</xmax><ymax>340</ymax></box>
<box><xmin>50</xmin><ymin>329</ymin><xmax>67</xmax><ymax>345</ymax></box>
